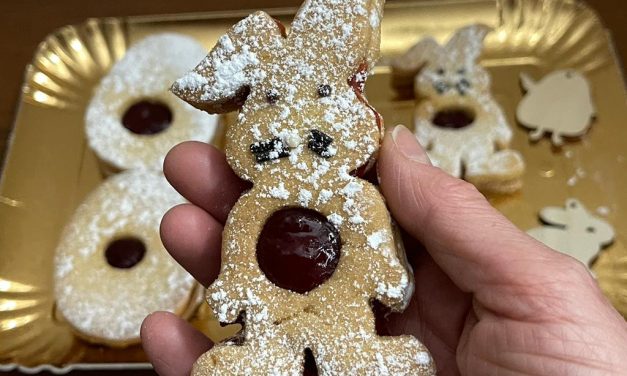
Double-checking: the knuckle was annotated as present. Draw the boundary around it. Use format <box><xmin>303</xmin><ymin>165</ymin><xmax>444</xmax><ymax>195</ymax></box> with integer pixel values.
<box><xmin>429</xmin><ymin>174</ymin><xmax>485</xmax><ymax>210</ymax></box>
<box><xmin>548</xmin><ymin>250</ymin><xmax>593</xmax><ymax>284</ymax></box>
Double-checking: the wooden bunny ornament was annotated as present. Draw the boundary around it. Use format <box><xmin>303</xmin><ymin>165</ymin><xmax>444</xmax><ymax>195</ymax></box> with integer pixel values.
<box><xmin>172</xmin><ymin>0</ymin><xmax>435</xmax><ymax>374</ymax></box>
<box><xmin>392</xmin><ymin>25</ymin><xmax>525</xmax><ymax>194</ymax></box>
<box><xmin>528</xmin><ymin>199</ymin><xmax>615</xmax><ymax>269</ymax></box>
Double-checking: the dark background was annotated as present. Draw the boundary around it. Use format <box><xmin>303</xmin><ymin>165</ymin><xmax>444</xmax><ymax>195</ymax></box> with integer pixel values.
<box><xmin>0</xmin><ymin>0</ymin><xmax>624</xmax><ymax>375</ymax></box>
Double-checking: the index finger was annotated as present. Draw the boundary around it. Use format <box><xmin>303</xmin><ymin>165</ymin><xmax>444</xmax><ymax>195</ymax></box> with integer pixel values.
<box><xmin>164</xmin><ymin>141</ymin><xmax>250</xmax><ymax>224</ymax></box>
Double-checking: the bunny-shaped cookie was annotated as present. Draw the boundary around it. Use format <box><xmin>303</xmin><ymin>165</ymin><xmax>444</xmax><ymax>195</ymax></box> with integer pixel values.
<box><xmin>172</xmin><ymin>1</ymin><xmax>435</xmax><ymax>374</ymax></box>
<box><xmin>392</xmin><ymin>25</ymin><xmax>525</xmax><ymax>193</ymax></box>
<box><xmin>528</xmin><ymin>199</ymin><xmax>615</xmax><ymax>269</ymax></box>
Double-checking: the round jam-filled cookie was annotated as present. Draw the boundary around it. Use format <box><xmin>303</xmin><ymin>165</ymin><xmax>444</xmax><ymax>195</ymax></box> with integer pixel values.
<box><xmin>54</xmin><ymin>170</ymin><xmax>196</xmax><ymax>347</ymax></box>
<box><xmin>85</xmin><ymin>33</ymin><xmax>218</xmax><ymax>172</ymax></box>
<box><xmin>172</xmin><ymin>0</ymin><xmax>435</xmax><ymax>374</ymax></box>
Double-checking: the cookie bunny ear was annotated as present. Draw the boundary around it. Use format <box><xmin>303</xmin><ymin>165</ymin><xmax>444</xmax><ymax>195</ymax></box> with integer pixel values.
<box><xmin>391</xmin><ymin>37</ymin><xmax>441</xmax><ymax>93</ymax></box>
<box><xmin>444</xmin><ymin>24</ymin><xmax>491</xmax><ymax>66</ymax></box>
<box><xmin>171</xmin><ymin>11</ymin><xmax>285</xmax><ymax>113</ymax></box>
<box><xmin>289</xmin><ymin>0</ymin><xmax>385</xmax><ymax>76</ymax></box>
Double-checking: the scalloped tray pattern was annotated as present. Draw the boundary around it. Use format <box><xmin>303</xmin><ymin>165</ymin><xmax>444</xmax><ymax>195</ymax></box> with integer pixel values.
<box><xmin>1</xmin><ymin>0</ymin><xmax>626</xmax><ymax>372</ymax></box>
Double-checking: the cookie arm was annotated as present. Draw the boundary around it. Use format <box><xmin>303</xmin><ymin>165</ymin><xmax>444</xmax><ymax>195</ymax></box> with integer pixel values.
<box><xmin>491</xmin><ymin>106</ymin><xmax>513</xmax><ymax>149</ymax></box>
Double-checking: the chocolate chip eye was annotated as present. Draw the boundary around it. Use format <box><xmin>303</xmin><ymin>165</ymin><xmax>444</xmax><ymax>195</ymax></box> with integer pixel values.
<box><xmin>250</xmin><ymin>138</ymin><xmax>290</xmax><ymax>163</ymax></box>
<box><xmin>266</xmin><ymin>89</ymin><xmax>280</xmax><ymax>104</ymax></box>
<box><xmin>436</xmin><ymin>68</ymin><xmax>445</xmax><ymax>75</ymax></box>
<box><xmin>434</xmin><ymin>81</ymin><xmax>449</xmax><ymax>94</ymax></box>
<box><xmin>308</xmin><ymin>129</ymin><xmax>334</xmax><ymax>158</ymax></box>
<box><xmin>587</xmin><ymin>227</ymin><xmax>596</xmax><ymax>233</ymax></box>
<box><xmin>317</xmin><ymin>84</ymin><xmax>332</xmax><ymax>98</ymax></box>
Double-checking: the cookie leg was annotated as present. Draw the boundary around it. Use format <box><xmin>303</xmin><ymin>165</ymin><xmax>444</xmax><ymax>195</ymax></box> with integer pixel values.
<box><xmin>465</xmin><ymin>150</ymin><xmax>525</xmax><ymax>193</ymax></box>
<box><xmin>192</xmin><ymin>341</ymin><xmax>302</xmax><ymax>376</ymax></box>
<box><xmin>314</xmin><ymin>335</ymin><xmax>436</xmax><ymax>375</ymax></box>
<box><xmin>427</xmin><ymin>149</ymin><xmax>462</xmax><ymax>178</ymax></box>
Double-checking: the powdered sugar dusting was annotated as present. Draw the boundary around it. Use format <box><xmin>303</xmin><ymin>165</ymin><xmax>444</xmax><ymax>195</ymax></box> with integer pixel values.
<box><xmin>173</xmin><ymin>0</ymin><xmax>435</xmax><ymax>374</ymax></box>
<box><xmin>407</xmin><ymin>25</ymin><xmax>524</xmax><ymax>193</ymax></box>
<box><xmin>367</xmin><ymin>230</ymin><xmax>389</xmax><ymax>250</ymax></box>
<box><xmin>86</xmin><ymin>33</ymin><xmax>219</xmax><ymax>171</ymax></box>
<box><xmin>54</xmin><ymin>170</ymin><xmax>195</xmax><ymax>343</ymax></box>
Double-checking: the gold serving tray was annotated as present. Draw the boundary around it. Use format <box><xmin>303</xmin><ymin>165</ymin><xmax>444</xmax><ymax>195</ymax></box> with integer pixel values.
<box><xmin>1</xmin><ymin>0</ymin><xmax>625</xmax><ymax>372</ymax></box>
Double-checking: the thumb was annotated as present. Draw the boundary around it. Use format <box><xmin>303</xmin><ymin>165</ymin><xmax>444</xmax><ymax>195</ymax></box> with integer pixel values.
<box><xmin>378</xmin><ymin>125</ymin><xmax>593</xmax><ymax>318</ymax></box>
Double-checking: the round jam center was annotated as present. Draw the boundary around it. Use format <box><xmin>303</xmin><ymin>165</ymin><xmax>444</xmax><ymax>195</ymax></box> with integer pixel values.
<box><xmin>105</xmin><ymin>237</ymin><xmax>146</xmax><ymax>269</ymax></box>
<box><xmin>432</xmin><ymin>108</ymin><xmax>475</xmax><ymax>129</ymax></box>
<box><xmin>256</xmin><ymin>208</ymin><xmax>341</xmax><ymax>294</ymax></box>
<box><xmin>122</xmin><ymin>100</ymin><xmax>173</xmax><ymax>135</ymax></box>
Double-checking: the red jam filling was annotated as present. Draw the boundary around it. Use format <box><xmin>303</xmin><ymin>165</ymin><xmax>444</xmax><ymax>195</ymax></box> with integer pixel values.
<box><xmin>348</xmin><ymin>62</ymin><xmax>383</xmax><ymax>178</ymax></box>
<box><xmin>349</xmin><ymin>62</ymin><xmax>383</xmax><ymax>132</ymax></box>
<box><xmin>105</xmin><ymin>237</ymin><xmax>146</xmax><ymax>269</ymax></box>
<box><xmin>432</xmin><ymin>108</ymin><xmax>475</xmax><ymax>129</ymax></box>
<box><xmin>122</xmin><ymin>100</ymin><xmax>173</xmax><ymax>135</ymax></box>
<box><xmin>256</xmin><ymin>208</ymin><xmax>341</xmax><ymax>294</ymax></box>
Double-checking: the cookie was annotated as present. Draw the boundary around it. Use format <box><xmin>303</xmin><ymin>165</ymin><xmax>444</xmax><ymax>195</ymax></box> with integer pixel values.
<box><xmin>54</xmin><ymin>170</ymin><xmax>197</xmax><ymax>347</ymax></box>
<box><xmin>172</xmin><ymin>0</ymin><xmax>435</xmax><ymax>374</ymax></box>
<box><xmin>392</xmin><ymin>25</ymin><xmax>525</xmax><ymax>194</ymax></box>
<box><xmin>85</xmin><ymin>33</ymin><xmax>219</xmax><ymax>173</ymax></box>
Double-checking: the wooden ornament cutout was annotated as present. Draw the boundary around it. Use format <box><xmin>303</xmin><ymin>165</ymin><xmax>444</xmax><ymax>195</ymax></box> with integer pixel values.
<box><xmin>517</xmin><ymin>70</ymin><xmax>595</xmax><ymax>146</ymax></box>
<box><xmin>528</xmin><ymin>198</ymin><xmax>615</xmax><ymax>269</ymax></box>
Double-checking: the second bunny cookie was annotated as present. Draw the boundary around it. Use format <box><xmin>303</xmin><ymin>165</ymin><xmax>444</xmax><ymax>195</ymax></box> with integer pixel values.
<box><xmin>392</xmin><ymin>25</ymin><xmax>525</xmax><ymax>193</ymax></box>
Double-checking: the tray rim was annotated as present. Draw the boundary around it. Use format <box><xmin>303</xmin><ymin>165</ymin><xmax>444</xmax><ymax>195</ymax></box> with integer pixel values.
<box><xmin>1</xmin><ymin>0</ymin><xmax>625</xmax><ymax>373</ymax></box>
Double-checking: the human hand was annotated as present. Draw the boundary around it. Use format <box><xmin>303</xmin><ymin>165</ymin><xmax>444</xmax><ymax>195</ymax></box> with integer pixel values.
<box><xmin>141</xmin><ymin>125</ymin><xmax>627</xmax><ymax>375</ymax></box>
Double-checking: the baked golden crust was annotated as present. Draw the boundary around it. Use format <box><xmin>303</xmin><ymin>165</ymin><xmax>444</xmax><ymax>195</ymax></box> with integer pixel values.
<box><xmin>173</xmin><ymin>1</ymin><xmax>436</xmax><ymax>374</ymax></box>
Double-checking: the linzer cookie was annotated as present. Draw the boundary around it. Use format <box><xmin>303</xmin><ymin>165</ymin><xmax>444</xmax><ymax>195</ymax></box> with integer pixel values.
<box><xmin>172</xmin><ymin>0</ymin><xmax>435</xmax><ymax>374</ymax></box>
<box><xmin>85</xmin><ymin>33</ymin><xmax>219</xmax><ymax>173</ymax></box>
<box><xmin>54</xmin><ymin>170</ymin><xmax>197</xmax><ymax>347</ymax></box>
<box><xmin>392</xmin><ymin>25</ymin><xmax>525</xmax><ymax>194</ymax></box>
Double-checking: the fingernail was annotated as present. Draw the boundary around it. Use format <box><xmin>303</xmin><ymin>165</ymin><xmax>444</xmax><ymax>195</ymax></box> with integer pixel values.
<box><xmin>391</xmin><ymin>125</ymin><xmax>431</xmax><ymax>164</ymax></box>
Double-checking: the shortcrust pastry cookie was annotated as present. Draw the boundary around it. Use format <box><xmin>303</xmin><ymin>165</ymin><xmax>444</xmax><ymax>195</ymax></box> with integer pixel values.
<box><xmin>172</xmin><ymin>0</ymin><xmax>435</xmax><ymax>374</ymax></box>
<box><xmin>392</xmin><ymin>25</ymin><xmax>525</xmax><ymax>194</ymax></box>
<box><xmin>54</xmin><ymin>170</ymin><xmax>196</xmax><ymax>347</ymax></box>
<box><xmin>86</xmin><ymin>34</ymin><xmax>219</xmax><ymax>173</ymax></box>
